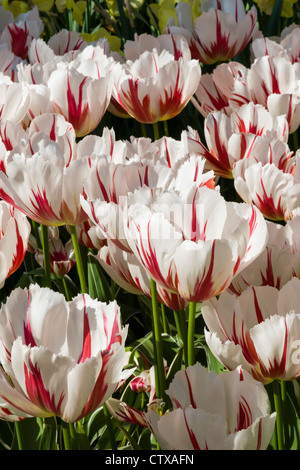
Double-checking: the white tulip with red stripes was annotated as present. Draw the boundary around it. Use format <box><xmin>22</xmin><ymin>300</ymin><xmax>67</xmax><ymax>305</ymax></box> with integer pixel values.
<box><xmin>0</xmin><ymin>284</ymin><xmax>133</xmax><ymax>422</ymax></box>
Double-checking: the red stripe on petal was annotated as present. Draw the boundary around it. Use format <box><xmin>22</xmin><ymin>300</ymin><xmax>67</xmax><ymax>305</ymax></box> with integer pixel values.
<box><xmin>76</xmin><ymin>352</ymin><xmax>112</xmax><ymax>420</ymax></box>
<box><xmin>23</xmin><ymin>290</ymin><xmax>37</xmax><ymax>347</ymax></box>
<box><xmin>255</xmin><ymin>176</ymin><xmax>284</xmax><ymax>220</ymax></box>
<box><xmin>258</xmin><ymin>318</ymin><xmax>288</xmax><ymax>379</ymax></box>
<box><xmin>49</xmin><ymin>115</ymin><xmax>56</xmax><ymax>141</ymax></box>
<box><xmin>236</xmin><ymin>395</ymin><xmax>253</xmax><ymax>431</ymax></box>
<box><xmin>252</xmin><ymin>287</ymin><xmax>264</xmax><ymax>324</ymax></box>
<box><xmin>29</xmin><ymin>186</ymin><xmax>60</xmax><ymax>224</ymax></box>
<box><xmin>183</xmin><ymin>411</ymin><xmax>203</xmax><ymax>450</ymax></box>
<box><xmin>77</xmin><ymin>295</ymin><xmax>91</xmax><ymax>363</ymax></box>
<box><xmin>256</xmin><ymin>418</ymin><xmax>263</xmax><ymax>450</ymax></box>
<box><xmin>134</xmin><ymin>222</ymin><xmax>171</xmax><ymax>288</ymax></box>
<box><xmin>7</xmin><ymin>24</ymin><xmax>30</xmax><ymax>59</ymax></box>
<box><xmin>66</xmin><ymin>72</ymin><xmax>89</xmax><ymax>133</ymax></box>
<box><xmin>187</xmin><ymin>240</ymin><xmax>230</xmax><ymax>301</ymax></box>
<box><xmin>185</xmin><ymin>370</ymin><xmax>197</xmax><ymax>408</ymax></box>
<box><xmin>24</xmin><ymin>354</ymin><xmax>64</xmax><ymax>416</ymax></box>
<box><xmin>6</xmin><ymin>217</ymin><xmax>27</xmax><ymax>278</ymax></box>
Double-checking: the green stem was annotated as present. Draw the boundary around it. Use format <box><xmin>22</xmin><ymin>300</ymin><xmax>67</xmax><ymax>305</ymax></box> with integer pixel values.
<box><xmin>281</xmin><ymin>380</ymin><xmax>289</xmax><ymax>449</ymax></box>
<box><xmin>113</xmin><ymin>421</ymin><xmax>141</xmax><ymax>450</ymax></box>
<box><xmin>103</xmin><ymin>402</ymin><xmax>117</xmax><ymax>450</ymax></box>
<box><xmin>292</xmin><ymin>130</ymin><xmax>299</xmax><ymax>154</ymax></box>
<box><xmin>273</xmin><ymin>379</ymin><xmax>284</xmax><ymax>450</ymax></box>
<box><xmin>68</xmin><ymin>8</ymin><xmax>74</xmax><ymax>31</ymax></box>
<box><xmin>140</xmin><ymin>122</ymin><xmax>147</xmax><ymax>138</ymax></box>
<box><xmin>163</xmin><ymin>120</ymin><xmax>169</xmax><ymax>137</ymax></box>
<box><xmin>68</xmin><ymin>422</ymin><xmax>76</xmax><ymax>442</ymax></box>
<box><xmin>266</xmin><ymin>0</ymin><xmax>283</xmax><ymax>36</ymax></box>
<box><xmin>116</xmin><ymin>0</ymin><xmax>130</xmax><ymax>41</ymax></box>
<box><xmin>40</xmin><ymin>224</ymin><xmax>51</xmax><ymax>288</ymax></box>
<box><xmin>31</xmin><ymin>220</ymin><xmax>42</xmax><ymax>249</ymax></box>
<box><xmin>150</xmin><ymin>278</ymin><xmax>166</xmax><ymax>400</ymax></box>
<box><xmin>187</xmin><ymin>301</ymin><xmax>197</xmax><ymax>367</ymax></box>
<box><xmin>152</xmin><ymin>121</ymin><xmax>160</xmax><ymax>141</ymax></box>
<box><xmin>69</xmin><ymin>225</ymin><xmax>88</xmax><ymax>294</ymax></box>
<box><xmin>62</xmin><ymin>276</ymin><xmax>71</xmax><ymax>301</ymax></box>
<box><xmin>62</xmin><ymin>421</ymin><xmax>72</xmax><ymax>450</ymax></box>
<box><xmin>84</xmin><ymin>0</ymin><xmax>90</xmax><ymax>33</ymax></box>
<box><xmin>14</xmin><ymin>422</ymin><xmax>24</xmax><ymax>450</ymax></box>
<box><xmin>161</xmin><ymin>303</ymin><xmax>168</xmax><ymax>334</ymax></box>
<box><xmin>173</xmin><ymin>309</ymin><xmax>188</xmax><ymax>365</ymax></box>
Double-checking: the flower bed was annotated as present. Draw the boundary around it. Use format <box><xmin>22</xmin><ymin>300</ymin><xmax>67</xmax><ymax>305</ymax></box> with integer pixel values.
<box><xmin>0</xmin><ymin>0</ymin><xmax>299</xmax><ymax>451</ymax></box>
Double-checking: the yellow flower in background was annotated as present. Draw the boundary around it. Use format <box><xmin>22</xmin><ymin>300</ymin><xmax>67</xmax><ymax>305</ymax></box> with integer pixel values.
<box><xmin>106</xmin><ymin>0</ymin><xmax>145</xmax><ymax>19</ymax></box>
<box><xmin>32</xmin><ymin>0</ymin><xmax>54</xmax><ymax>12</ymax></box>
<box><xmin>184</xmin><ymin>0</ymin><xmax>201</xmax><ymax>18</ymax></box>
<box><xmin>147</xmin><ymin>0</ymin><xmax>175</xmax><ymax>32</ymax></box>
<box><xmin>0</xmin><ymin>0</ymin><xmax>29</xmax><ymax>16</ymax></box>
<box><xmin>253</xmin><ymin>0</ymin><xmax>298</xmax><ymax>18</ymax></box>
<box><xmin>147</xmin><ymin>0</ymin><xmax>201</xmax><ymax>33</ymax></box>
<box><xmin>80</xmin><ymin>27</ymin><xmax>121</xmax><ymax>52</ymax></box>
<box><xmin>55</xmin><ymin>0</ymin><xmax>87</xmax><ymax>25</ymax></box>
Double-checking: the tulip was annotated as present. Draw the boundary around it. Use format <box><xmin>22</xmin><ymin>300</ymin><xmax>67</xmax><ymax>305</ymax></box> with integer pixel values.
<box><xmin>97</xmin><ymin>240</ymin><xmax>188</xmax><ymax>311</ymax></box>
<box><xmin>186</xmin><ymin>102</ymin><xmax>289</xmax><ymax>178</ymax></box>
<box><xmin>124</xmin><ymin>32</ymin><xmax>192</xmax><ymax>62</ymax></box>
<box><xmin>277</xmin><ymin>25</ymin><xmax>300</xmax><ymax>64</ymax></box>
<box><xmin>111</xmin><ymin>48</ymin><xmax>201</xmax><ymax>123</ymax></box>
<box><xmin>229</xmin><ymin>217</ymin><xmax>300</xmax><ymax>295</ymax></box>
<box><xmin>202</xmin><ymin>277</ymin><xmax>300</xmax><ymax>384</ymax></box>
<box><xmin>0</xmin><ymin>6</ymin><xmax>44</xmax><ymax>60</ymax></box>
<box><xmin>0</xmin><ymin>45</ymin><xmax>19</xmax><ymax>81</ymax></box>
<box><xmin>77</xmin><ymin>125</ymin><xmax>159</xmax><ymax>164</ymax></box>
<box><xmin>232</xmin><ymin>138</ymin><xmax>300</xmax><ymax>221</ymax></box>
<box><xmin>251</xmin><ymin>27</ymin><xmax>300</xmax><ymax>64</ymax></box>
<box><xmin>0</xmin><ymin>145</ymin><xmax>89</xmax><ymax>227</ymax></box>
<box><xmin>46</xmin><ymin>29</ymin><xmax>87</xmax><ymax>57</ymax></box>
<box><xmin>0</xmin><ymin>120</ymin><xmax>28</xmax><ymax>172</ymax></box>
<box><xmin>124</xmin><ymin>184</ymin><xmax>268</xmax><ymax>303</ymax></box>
<box><xmin>0</xmin><ymin>74</ymin><xmax>30</xmax><ymax>124</ymax></box>
<box><xmin>25</xmin><ymin>113</ymin><xmax>77</xmax><ymax>166</ymax></box>
<box><xmin>0</xmin><ymin>284</ymin><xmax>133</xmax><ymax>422</ymax></box>
<box><xmin>106</xmin><ymin>365</ymin><xmax>164</xmax><ymax>429</ymax></box>
<box><xmin>70</xmin><ymin>219</ymin><xmax>106</xmax><ymax>251</ymax></box>
<box><xmin>167</xmin><ymin>0</ymin><xmax>257</xmax><ymax>65</ymax></box>
<box><xmin>106</xmin><ymin>398</ymin><xmax>149</xmax><ymax>428</ymax></box>
<box><xmin>192</xmin><ymin>71</ymin><xmax>231</xmax><ymax>117</ymax></box>
<box><xmin>145</xmin><ymin>363</ymin><xmax>276</xmax><ymax>450</ymax></box>
<box><xmin>230</xmin><ymin>54</ymin><xmax>300</xmax><ymax>133</ymax></box>
<box><xmin>18</xmin><ymin>44</ymin><xmax>115</xmax><ymax>137</ymax></box>
<box><xmin>47</xmin><ymin>63</ymin><xmax>113</xmax><ymax>137</ymax></box>
<box><xmin>0</xmin><ymin>201</ymin><xmax>31</xmax><ymax>288</ymax></box>
<box><xmin>81</xmin><ymin>148</ymin><xmax>215</xmax><ymax>254</ymax></box>
<box><xmin>34</xmin><ymin>231</ymin><xmax>75</xmax><ymax>277</ymax></box>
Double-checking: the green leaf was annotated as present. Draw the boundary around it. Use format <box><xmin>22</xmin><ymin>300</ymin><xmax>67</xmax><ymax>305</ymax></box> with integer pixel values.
<box><xmin>266</xmin><ymin>0</ymin><xmax>283</xmax><ymax>36</ymax></box>
<box><xmin>282</xmin><ymin>382</ymin><xmax>300</xmax><ymax>450</ymax></box>
<box><xmin>11</xmin><ymin>418</ymin><xmax>40</xmax><ymax>450</ymax></box>
<box><xmin>87</xmin><ymin>254</ymin><xmax>112</xmax><ymax>302</ymax></box>
<box><xmin>129</xmin><ymin>331</ymin><xmax>155</xmax><ymax>364</ymax></box>
<box><xmin>166</xmin><ymin>347</ymin><xmax>183</xmax><ymax>389</ymax></box>
<box><xmin>138</xmin><ymin>427</ymin><xmax>152</xmax><ymax>450</ymax></box>
<box><xmin>85</xmin><ymin>407</ymin><xmax>108</xmax><ymax>446</ymax></box>
<box><xmin>0</xmin><ymin>420</ymin><xmax>13</xmax><ymax>450</ymax></box>
<box><xmin>37</xmin><ymin>418</ymin><xmax>58</xmax><ymax>450</ymax></box>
